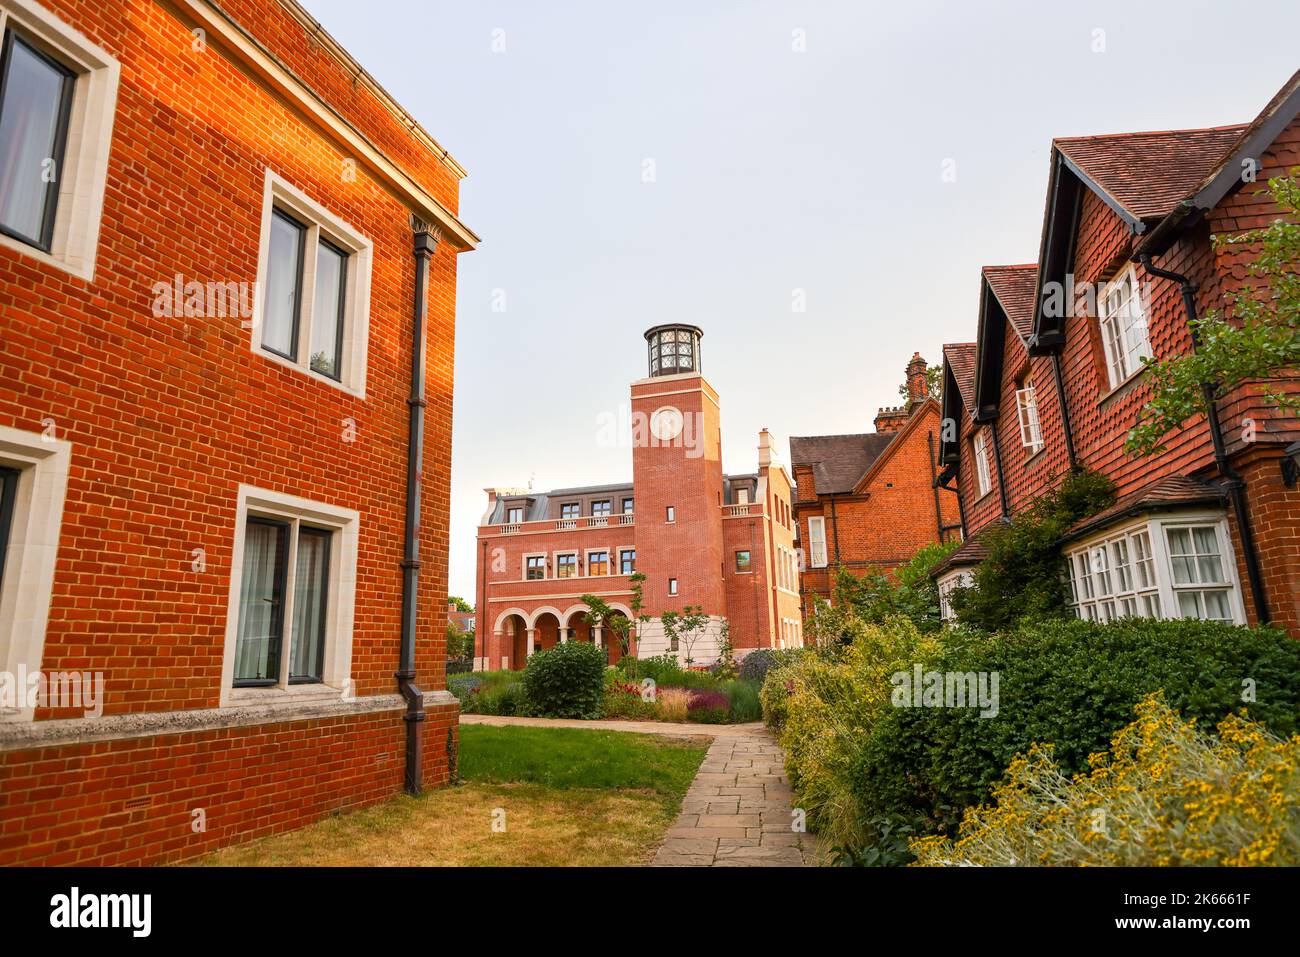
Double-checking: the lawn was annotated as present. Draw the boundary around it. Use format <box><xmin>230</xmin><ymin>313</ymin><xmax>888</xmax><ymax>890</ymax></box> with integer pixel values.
<box><xmin>196</xmin><ymin>725</ymin><xmax>708</xmax><ymax>866</ymax></box>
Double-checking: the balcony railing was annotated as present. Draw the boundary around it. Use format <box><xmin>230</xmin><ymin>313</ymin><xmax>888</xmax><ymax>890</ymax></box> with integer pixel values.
<box><xmin>494</xmin><ymin>513</ymin><xmax>635</xmax><ymax>535</ymax></box>
<box><xmin>723</xmin><ymin>503</ymin><xmax>764</xmax><ymax>517</ymax></box>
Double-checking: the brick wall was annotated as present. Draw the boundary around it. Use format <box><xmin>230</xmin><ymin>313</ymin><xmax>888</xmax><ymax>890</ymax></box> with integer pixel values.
<box><xmin>0</xmin><ymin>0</ymin><xmax>464</xmax><ymax>862</ymax></box>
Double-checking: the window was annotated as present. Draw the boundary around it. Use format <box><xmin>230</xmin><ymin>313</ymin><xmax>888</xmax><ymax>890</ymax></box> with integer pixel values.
<box><xmin>234</xmin><ymin>519</ymin><xmax>333</xmax><ymax>686</ymax></box>
<box><xmin>735</xmin><ymin>550</ymin><xmax>751</xmax><ymax>573</ymax></box>
<box><xmin>560</xmin><ymin>503</ymin><xmax>579</xmax><ymax>520</ymax></box>
<box><xmin>665</xmin><ymin>505</ymin><xmax>675</xmax><ymax>523</ymax></box>
<box><xmin>556</xmin><ymin>553</ymin><xmax>577</xmax><ymax>578</ymax></box>
<box><xmin>807</xmin><ymin>516</ymin><xmax>827</xmax><ymax>568</ymax></box>
<box><xmin>591</xmin><ymin>500</ymin><xmax>611</xmax><ymax>517</ymax></box>
<box><xmin>620</xmin><ymin>549</ymin><xmax>636</xmax><ymax>574</ymax></box>
<box><xmin>622</xmin><ymin>497</ymin><xmax>634</xmax><ymax>514</ymax></box>
<box><xmin>222</xmin><ymin>486</ymin><xmax>358</xmax><ymax>705</ymax></box>
<box><xmin>505</xmin><ymin>506</ymin><xmax>524</xmax><ymax>524</ymax></box>
<box><xmin>1165</xmin><ymin>525</ymin><xmax>1233</xmax><ymax>622</ymax></box>
<box><xmin>1065</xmin><ymin>516</ymin><xmax>1241</xmax><ymax>625</ymax></box>
<box><xmin>937</xmin><ymin>571</ymin><xmax>972</xmax><ymax>622</ymax></box>
<box><xmin>0</xmin><ymin>30</ymin><xmax>73</xmax><ymax>251</ymax></box>
<box><xmin>0</xmin><ymin>423</ymin><xmax>71</xmax><ymax>720</ymax></box>
<box><xmin>525</xmin><ymin>555</ymin><xmax>546</xmax><ymax>580</ymax></box>
<box><xmin>588</xmin><ymin>550</ymin><xmax>609</xmax><ymax>576</ymax></box>
<box><xmin>648</xmin><ymin>327</ymin><xmax>701</xmax><ymax>375</ymax></box>
<box><xmin>668</xmin><ymin>578</ymin><xmax>678</xmax><ymax>596</ymax></box>
<box><xmin>973</xmin><ymin>429</ymin><xmax>992</xmax><ymax>497</ymax></box>
<box><xmin>1098</xmin><ymin>267</ymin><xmax>1152</xmax><ymax>387</ymax></box>
<box><xmin>736</xmin><ymin>488</ymin><xmax>750</xmax><ymax>505</ymax></box>
<box><xmin>0</xmin><ymin>466</ymin><xmax>17</xmax><ymax>593</ymax></box>
<box><xmin>1016</xmin><ymin>376</ymin><xmax>1044</xmax><ymax>453</ymax></box>
<box><xmin>252</xmin><ymin>170</ymin><xmax>373</xmax><ymax>395</ymax></box>
<box><xmin>0</xmin><ymin>0</ymin><xmax>120</xmax><ymax>280</ymax></box>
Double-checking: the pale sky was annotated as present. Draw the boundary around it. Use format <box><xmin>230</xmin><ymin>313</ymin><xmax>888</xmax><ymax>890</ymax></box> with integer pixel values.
<box><xmin>300</xmin><ymin>0</ymin><xmax>1299</xmax><ymax>601</ymax></box>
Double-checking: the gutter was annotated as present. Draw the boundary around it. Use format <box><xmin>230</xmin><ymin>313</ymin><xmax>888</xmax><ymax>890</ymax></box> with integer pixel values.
<box><xmin>1136</xmin><ymin>252</ymin><xmax>1271</xmax><ymax>625</ymax></box>
<box><xmin>397</xmin><ymin>219</ymin><xmax>438</xmax><ymax>795</ymax></box>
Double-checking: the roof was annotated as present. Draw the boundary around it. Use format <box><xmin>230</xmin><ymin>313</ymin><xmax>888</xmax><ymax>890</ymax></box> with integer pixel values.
<box><xmin>788</xmin><ymin>433</ymin><xmax>895</xmax><ymax>495</ymax></box>
<box><xmin>943</xmin><ymin>343</ymin><xmax>977</xmax><ymax>414</ymax></box>
<box><xmin>1138</xmin><ymin>68</ymin><xmax>1300</xmax><ymax>255</ymax></box>
<box><xmin>1063</xmin><ymin>475</ymin><xmax>1226</xmax><ymax>543</ymax></box>
<box><xmin>982</xmin><ymin>264</ymin><xmax>1037</xmax><ymax>341</ymax></box>
<box><xmin>1054</xmin><ymin>126</ymin><xmax>1247</xmax><ymax>224</ymax></box>
<box><xmin>931</xmin><ymin>523</ymin><xmax>1004</xmax><ymax>577</ymax></box>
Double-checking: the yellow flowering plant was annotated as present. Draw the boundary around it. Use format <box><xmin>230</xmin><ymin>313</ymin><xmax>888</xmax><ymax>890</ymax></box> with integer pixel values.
<box><xmin>911</xmin><ymin>693</ymin><xmax>1300</xmax><ymax>866</ymax></box>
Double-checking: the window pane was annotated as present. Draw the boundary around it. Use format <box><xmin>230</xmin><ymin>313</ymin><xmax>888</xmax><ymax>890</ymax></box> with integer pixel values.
<box><xmin>735</xmin><ymin>550</ymin><xmax>751</xmax><ymax>572</ymax></box>
<box><xmin>310</xmin><ymin>241</ymin><xmax>347</xmax><ymax>379</ymax></box>
<box><xmin>0</xmin><ymin>35</ymin><xmax>74</xmax><ymax>249</ymax></box>
<box><xmin>262</xmin><ymin>211</ymin><xmax>305</xmax><ymax>358</ymax></box>
<box><xmin>1203</xmin><ymin>590</ymin><xmax>1231</xmax><ymax>622</ymax></box>
<box><xmin>235</xmin><ymin>521</ymin><xmax>288</xmax><ymax>683</ymax></box>
<box><xmin>1177</xmin><ymin>591</ymin><xmax>1200</xmax><ymax>619</ymax></box>
<box><xmin>290</xmin><ymin>528</ymin><xmax>330</xmax><ymax>682</ymax></box>
<box><xmin>0</xmin><ymin>466</ymin><xmax>19</xmax><ymax>595</ymax></box>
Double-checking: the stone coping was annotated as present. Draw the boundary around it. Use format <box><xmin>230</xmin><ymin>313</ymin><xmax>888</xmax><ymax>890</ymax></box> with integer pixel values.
<box><xmin>0</xmin><ymin>690</ymin><xmax>459</xmax><ymax>753</ymax></box>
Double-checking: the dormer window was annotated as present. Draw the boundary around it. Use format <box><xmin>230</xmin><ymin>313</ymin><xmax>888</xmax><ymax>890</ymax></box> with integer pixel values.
<box><xmin>505</xmin><ymin>505</ymin><xmax>524</xmax><ymax>524</ymax></box>
<box><xmin>560</xmin><ymin>503</ymin><xmax>579</xmax><ymax>519</ymax></box>
<box><xmin>592</xmin><ymin>500</ymin><xmax>611</xmax><ymax>517</ymax></box>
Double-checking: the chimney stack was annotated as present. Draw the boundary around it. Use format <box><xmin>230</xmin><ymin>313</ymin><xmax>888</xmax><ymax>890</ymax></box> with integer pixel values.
<box><xmin>906</xmin><ymin>352</ymin><xmax>929</xmax><ymax>407</ymax></box>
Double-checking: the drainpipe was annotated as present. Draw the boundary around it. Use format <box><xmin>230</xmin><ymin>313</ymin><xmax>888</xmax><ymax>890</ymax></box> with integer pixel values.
<box><xmin>1049</xmin><ymin>351</ymin><xmax>1079</xmax><ymax>470</ymax></box>
<box><xmin>989</xmin><ymin>425</ymin><xmax>1011</xmax><ymax>518</ymax></box>
<box><xmin>1137</xmin><ymin>252</ymin><xmax>1270</xmax><ymax>625</ymax></box>
<box><xmin>927</xmin><ymin>430</ymin><xmax>945</xmax><ymax>540</ymax></box>
<box><xmin>828</xmin><ymin>492</ymin><xmax>842</xmax><ymax>567</ymax></box>
<box><xmin>398</xmin><ymin>219</ymin><xmax>438</xmax><ymax>795</ymax></box>
<box><xmin>935</xmin><ymin>465</ymin><xmax>966</xmax><ymax>540</ymax></box>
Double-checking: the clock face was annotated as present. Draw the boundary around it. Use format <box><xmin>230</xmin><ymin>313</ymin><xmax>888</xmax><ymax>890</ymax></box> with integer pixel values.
<box><xmin>650</xmin><ymin>406</ymin><xmax>684</xmax><ymax>441</ymax></box>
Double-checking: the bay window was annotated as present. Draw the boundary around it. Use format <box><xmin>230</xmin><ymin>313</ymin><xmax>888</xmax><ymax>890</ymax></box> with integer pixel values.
<box><xmin>1065</xmin><ymin>515</ymin><xmax>1242</xmax><ymax>625</ymax></box>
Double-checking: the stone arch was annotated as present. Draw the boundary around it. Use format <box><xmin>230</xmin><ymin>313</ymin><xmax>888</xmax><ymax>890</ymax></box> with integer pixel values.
<box><xmin>527</xmin><ymin>605</ymin><xmax>565</xmax><ymax>630</ymax></box>
<box><xmin>492</xmin><ymin>607</ymin><xmax>530</xmax><ymax>635</ymax></box>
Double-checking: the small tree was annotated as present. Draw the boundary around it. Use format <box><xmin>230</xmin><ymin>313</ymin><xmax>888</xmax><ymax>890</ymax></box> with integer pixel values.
<box><xmin>1127</xmin><ymin>171</ymin><xmax>1300</xmax><ymax>455</ymax></box>
<box><xmin>581</xmin><ymin>572</ymin><xmax>649</xmax><ymax>675</ymax></box>
<box><xmin>660</xmin><ymin>605</ymin><xmax>709</xmax><ymax>667</ymax></box>
<box><xmin>448</xmin><ymin>595</ymin><xmax>474</xmax><ymax>614</ymax></box>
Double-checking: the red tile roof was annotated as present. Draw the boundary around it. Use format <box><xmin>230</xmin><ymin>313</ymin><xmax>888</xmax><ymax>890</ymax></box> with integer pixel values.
<box><xmin>943</xmin><ymin>342</ymin><xmax>977</xmax><ymax>413</ymax></box>
<box><xmin>1054</xmin><ymin>126</ymin><xmax>1247</xmax><ymax>222</ymax></box>
<box><xmin>932</xmin><ymin>521</ymin><xmax>1005</xmax><ymax>576</ymax></box>
<box><xmin>982</xmin><ymin>264</ymin><xmax>1037</xmax><ymax>342</ymax></box>
<box><xmin>1064</xmin><ymin>475</ymin><xmax>1226</xmax><ymax>542</ymax></box>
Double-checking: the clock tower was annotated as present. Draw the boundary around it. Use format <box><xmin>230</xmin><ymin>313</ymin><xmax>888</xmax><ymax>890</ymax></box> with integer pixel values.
<box><xmin>631</xmin><ymin>325</ymin><xmax>727</xmax><ymax>654</ymax></box>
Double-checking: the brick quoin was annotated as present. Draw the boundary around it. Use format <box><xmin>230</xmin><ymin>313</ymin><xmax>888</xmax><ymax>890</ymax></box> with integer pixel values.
<box><xmin>0</xmin><ymin>0</ymin><xmax>473</xmax><ymax>864</ymax></box>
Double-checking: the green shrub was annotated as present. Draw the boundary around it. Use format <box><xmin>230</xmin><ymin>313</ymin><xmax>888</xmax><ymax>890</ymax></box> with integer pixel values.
<box><xmin>622</xmin><ymin>654</ymin><xmax>719</xmax><ymax>690</ymax></box>
<box><xmin>949</xmin><ymin>470</ymin><xmax>1115</xmax><ymax>632</ymax></box>
<box><xmin>854</xmin><ymin>618</ymin><xmax>1300</xmax><ymax>835</ymax></box>
<box><xmin>521</xmin><ymin>641</ymin><xmax>608</xmax><ymax>719</ymax></box>
<box><xmin>720</xmin><ymin>679</ymin><xmax>762</xmax><ymax>723</ymax></box>
<box><xmin>833</xmin><ymin>539</ymin><xmax>962</xmax><ymax>634</ymax></box>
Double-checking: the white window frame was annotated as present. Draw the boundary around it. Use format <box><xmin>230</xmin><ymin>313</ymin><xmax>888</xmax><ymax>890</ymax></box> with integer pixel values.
<box><xmin>0</xmin><ymin>0</ymin><xmax>120</xmax><ymax>281</ymax></box>
<box><xmin>1064</xmin><ymin>512</ymin><xmax>1244</xmax><ymax>625</ymax></box>
<box><xmin>1098</xmin><ymin>266</ymin><xmax>1152</xmax><ymax>388</ymax></box>
<box><xmin>1016</xmin><ymin>376</ymin><xmax>1044</xmax><ymax>453</ymax></box>
<box><xmin>250</xmin><ymin>169</ymin><xmax>373</xmax><ymax>397</ymax></box>
<box><xmin>973</xmin><ymin>429</ymin><xmax>992</xmax><ymax>497</ymax></box>
<box><xmin>0</xmin><ymin>424</ymin><xmax>72</xmax><ymax>722</ymax></box>
<box><xmin>936</xmin><ymin>569</ymin><xmax>973</xmax><ymax>623</ymax></box>
<box><xmin>668</xmin><ymin>578</ymin><xmax>678</xmax><ymax>596</ymax></box>
<box><xmin>736</xmin><ymin>488</ymin><xmax>750</xmax><ymax>505</ymax></box>
<box><xmin>522</xmin><ymin>552</ymin><xmax>546</xmax><ymax>581</ymax></box>
<box><xmin>221</xmin><ymin>485</ymin><xmax>359</xmax><ymax>707</ymax></box>
<box><xmin>807</xmin><ymin>515</ymin><xmax>827</xmax><ymax>568</ymax></box>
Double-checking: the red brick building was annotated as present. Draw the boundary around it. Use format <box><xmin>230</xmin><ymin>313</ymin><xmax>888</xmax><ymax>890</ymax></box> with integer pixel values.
<box><xmin>475</xmin><ymin>325</ymin><xmax>803</xmax><ymax>669</ymax></box>
<box><xmin>936</xmin><ymin>70</ymin><xmax>1300</xmax><ymax>636</ymax></box>
<box><xmin>0</xmin><ymin>0</ymin><xmax>475</xmax><ymax>864</ymax></box>
<box><xmin>789</xmin><ymin>352</ymin><xmax>961</xmax><ymax>614</ymax></box>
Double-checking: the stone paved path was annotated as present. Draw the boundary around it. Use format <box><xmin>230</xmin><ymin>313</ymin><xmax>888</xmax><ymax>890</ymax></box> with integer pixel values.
<box><xmin>652</xmin><ymin>728</ymin><xmax>822</xmax><ymax>867</ymax></box>
<box><xmin>460</xmin><ymin>714</ymin><xmax>821</xmax><ymax>866</ymax></box>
